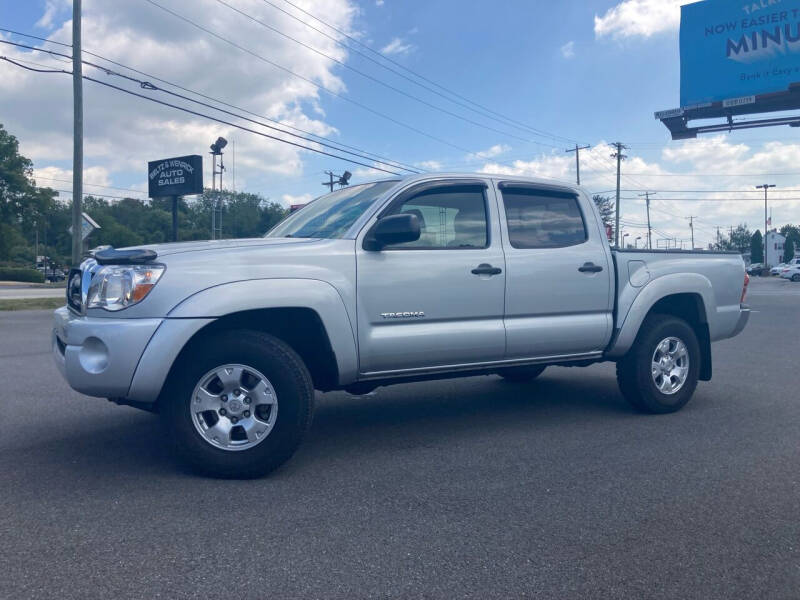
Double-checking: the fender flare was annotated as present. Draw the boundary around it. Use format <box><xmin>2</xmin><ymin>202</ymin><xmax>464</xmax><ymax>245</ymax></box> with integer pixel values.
<box><xmin>606</xmin><ymin>273</ymin><xmax>714</xmax><ymax>358</ymax></box>
<box><xmin>127</xmin><ymin>278</ymin><xmax>358</xmax><ymax>403</ymax></box>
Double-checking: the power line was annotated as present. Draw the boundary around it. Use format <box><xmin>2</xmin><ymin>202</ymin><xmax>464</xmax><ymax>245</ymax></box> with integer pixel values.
<box><xmin>139</xmin><ymin>0</ymin><xmax>477</xmax><ymax>155</ymax></box>
<box><xmin>211</xmin><ymin>0</ymin><xmax>561</xmax><ymax>149</ymax></box>
<box><xmin>0</xmin><ymin>56</ymin><xmax>406</xmax><ymax>176</ymax></box>
<box><xmin>81</xmin><ymin>59</ymin><xmax>420</xmax><ymax>174</ymax></box>
<box><xmin>0</xmin><ymin>36</ymin><xmax>422</xmax><ymax>174</ymax></box>
<box><xmin>34</xmin><ymin>176</ymin><xmax>148</xmax><ymax>195</ymax></box>
<box><xmin>254</xmin><ymin>0</ymin><xmax>572</xmax><ymax>145</ymax></box>
<box><xmin>272</xmin><ymin>0</ymin><xmax>580</xmax><ymax>145</ymax></box>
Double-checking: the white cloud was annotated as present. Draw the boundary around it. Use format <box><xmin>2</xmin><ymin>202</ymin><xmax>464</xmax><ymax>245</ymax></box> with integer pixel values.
<box><xmin>594</xmin><ymin>0</ymin><xmax>692</xmax><ymax>39</ymax></box>
<box><xmin>35</xmin><ymin>0</ymin><xmax>69</xmax><ymax>29</ymax></box>
<box><xmin>417</xmin><ymin>160</ymin><xmax>443</xmax><ymax>171</ymax></box>
<box><xmin>380</xmin><ymin>37</ymin><xmax>414</xmax><ymax>56</ymax></box>
<box><xmin>560</xmin><ymin>41</ymin><xmax>575</xmax><ymax>59</ymax></box>
<box><xmin>34</xmin><ymin>166</ymin><xmax>113</xmax><ymax>188</ymax></box>
<box><xmin>468</xmin><ymin>144</ymin><xmax>511</xmax><ymax>161</ymax></box>
<box><xmin>375</xmin><ymin>0</ymin><xmax>384</xmax><ymax>5</ymax></box>
<box><xmin>1</xmin><ymin>0</ymin><xmax>357</xmax><ymax>199</ymax></box>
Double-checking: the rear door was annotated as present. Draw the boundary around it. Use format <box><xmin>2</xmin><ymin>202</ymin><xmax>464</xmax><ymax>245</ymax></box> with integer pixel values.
<box><xmin>355</xmin><ymin>179</ymin><xmax>506</xmax><ymax>375</ymax></box>
<box><xmin>496</xmin><ymin>182</ymin><xmax>613</xmax><ymax>359</ymax></box>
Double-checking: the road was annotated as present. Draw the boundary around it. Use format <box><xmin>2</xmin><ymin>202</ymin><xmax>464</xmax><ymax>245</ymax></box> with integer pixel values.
<box><xmin>0</xmin><ymin>277</ymin><xmax>797</xmax><ymax>599</ymax></box>
<box><xmin>0</xmin><ymin>284</ymin><xmax>64</xmax><ymax>299</ymax></box>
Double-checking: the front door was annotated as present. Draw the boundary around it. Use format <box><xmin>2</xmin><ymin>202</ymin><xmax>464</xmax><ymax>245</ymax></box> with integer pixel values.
<box><xmin>356</xmin><ymin>180</ymin><xmax>506</xmax><ymax>375</ymax></box>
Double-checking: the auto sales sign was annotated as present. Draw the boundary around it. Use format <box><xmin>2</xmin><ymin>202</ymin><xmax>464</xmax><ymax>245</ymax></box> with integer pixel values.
<box><xmin>147</xmin><ymin>155</ymin><xmax>203</xmax><ymax>198</ymax></box>
<box><xmin>681</xmin><ymin>0</ymin><xmax>800</xmax><ymax>106</ymax></box>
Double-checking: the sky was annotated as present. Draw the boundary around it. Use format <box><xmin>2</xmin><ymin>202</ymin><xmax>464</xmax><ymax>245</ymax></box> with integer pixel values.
<box><xmin>2</xmin><ymin>0</ymin><xmax>800</xmax><ymax>247</ymax></box>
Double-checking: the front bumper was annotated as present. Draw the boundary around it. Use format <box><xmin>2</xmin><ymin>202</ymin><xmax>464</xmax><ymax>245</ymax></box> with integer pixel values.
<box><xmin>52</xmin><ymin>306</ymin><xmax>163</xmax><ymax>398</ymax></box>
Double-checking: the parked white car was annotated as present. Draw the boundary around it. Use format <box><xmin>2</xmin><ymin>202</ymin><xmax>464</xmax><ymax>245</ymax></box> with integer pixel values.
<box><xmin>780</xmin><ymin>264</ymin><xmax>800</xmax><ymax>281</ymax></box>
<box><xmin>771</xmin><ymin>263</ymin><xmax>787</xmax><ymax>276</ymax></box>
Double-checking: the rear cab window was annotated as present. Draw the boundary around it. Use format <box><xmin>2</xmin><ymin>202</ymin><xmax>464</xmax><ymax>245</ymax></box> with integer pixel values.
<box><xmin>499</xmin><ymin>185</ymin><xmax>587</xmax><ymax>249</ymax></box>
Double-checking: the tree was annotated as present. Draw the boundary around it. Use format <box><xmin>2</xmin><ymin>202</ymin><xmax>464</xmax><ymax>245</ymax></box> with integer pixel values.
<box><xmin>785</xmin><ymin>236</ymin><xmax>795</xmax><ymax>263</ymax></box>
<box><xmin>592</xmin><ymin>195</ymin><xmax>614</xmax><ymax>240</ymax></box>
<box><xmin>717</xmin><ymin>224</ymin><xmax>752</xmax><ymax>253</ymax></box>
<box><xmin>751</xmin><ymin>230</ymin><xmax>763</xmax><ymax>264</ymax></box>
<box><xmin>0</xmin><ymin>123</ymin><xmax>59</xmax><ymax>263</ymax></box>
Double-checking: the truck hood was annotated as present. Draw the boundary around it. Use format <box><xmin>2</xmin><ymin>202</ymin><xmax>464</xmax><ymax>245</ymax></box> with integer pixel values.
<box><xmin>128</xmin><ymin>237</ymin><xmax>316</xmax><ymax>257</ymax></box>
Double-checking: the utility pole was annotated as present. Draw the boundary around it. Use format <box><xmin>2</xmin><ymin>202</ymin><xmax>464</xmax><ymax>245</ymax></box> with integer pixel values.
<box><xmin>611</xmin><ymin>142</ymin><xmax>627</xmax><ymax>247</ymax></box>
<box><xmin>687</xmin><ymin>216</ymin><xmax>697</xmax><ymax>250</ymax></box>
<box><xmin>71</xmin><ymin>0</ymin><xmax>83</xmax><ymax>266</ymax></box>
<box><xmin>756</xmin><ymin>184</ymin><xmax>775</xmax><ymax>266</ymax></box>
<box><xmin>565</xmin><ymin>144</ymin><xmax>590</xmax><ymax>186</ymax></box>
<box><xmin>323</xmin><ymin>171</ymin><xmax>335</xmax><ymax>193</ymax></box>
<box><xmin>321</xmin><ymin>170</ymin><xmax>352</xmax><ymax>193</ymax></box>
<box><xmin>638</xmin><ymin>191</ymin><xmax>655</xmax><ymax>249</ymax></box>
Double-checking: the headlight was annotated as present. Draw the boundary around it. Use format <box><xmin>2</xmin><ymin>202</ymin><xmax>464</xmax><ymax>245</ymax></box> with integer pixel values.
<box><xmin>86</xmin><ymin>265</ymin><xmax>165</xmax><ymax>311</ymax></box>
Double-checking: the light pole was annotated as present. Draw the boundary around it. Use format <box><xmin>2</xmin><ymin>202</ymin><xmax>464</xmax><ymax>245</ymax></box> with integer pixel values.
<box><xmin>635</xmin><ymin>236</ymin><xmax>641</xmax><ymax>249</ymax></box>
<box><xmin>756</xmin><ymin>184</ymin><xmax>775</xmax><ymax>267</ymax></box>
<box><xmin>622</xmin><ymin>232</ymin><xmax>629</xmax><ymax>248</ymax></box>
<box><xmin>210</xmin><ymin>137</ymin><xmax>227</xmax><ymax>240</ymax></box>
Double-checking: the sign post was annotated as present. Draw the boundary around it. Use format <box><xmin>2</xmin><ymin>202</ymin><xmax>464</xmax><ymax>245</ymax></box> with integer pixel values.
<box><xmin>147</xmin><ymin>155</ymin><xmax>203</xmax><ymax>243</ymax></box>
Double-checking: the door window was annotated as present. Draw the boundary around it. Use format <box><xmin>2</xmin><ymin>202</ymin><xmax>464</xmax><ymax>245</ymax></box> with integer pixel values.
<box><xmin>382</xmin><ymin>185</ymin><xmax>488</xmax><ymax>249</ymax></box>
<box><xmin>501</xmin><ymin>187</ymin><xmax>587</xmax><ymax>249</ymax></box>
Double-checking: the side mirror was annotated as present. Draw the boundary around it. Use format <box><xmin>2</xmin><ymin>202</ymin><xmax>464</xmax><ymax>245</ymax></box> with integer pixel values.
<box><xmin>364</xmin><ymin>213</ymin><xmax>421</xmax><ymax>251</ymax></box>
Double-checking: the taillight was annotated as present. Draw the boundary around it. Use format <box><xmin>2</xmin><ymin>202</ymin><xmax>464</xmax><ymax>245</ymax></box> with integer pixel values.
<box><xmin>741</xmin><ymin>273</ymin><xmax>750</xmax><ymax>304</ymax></box>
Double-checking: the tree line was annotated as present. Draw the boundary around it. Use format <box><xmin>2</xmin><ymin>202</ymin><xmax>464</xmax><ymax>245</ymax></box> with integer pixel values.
<box><xmin>1</xmin><ymin>124</ymin><xmax>288</xmax><ymax>270</ymax></box>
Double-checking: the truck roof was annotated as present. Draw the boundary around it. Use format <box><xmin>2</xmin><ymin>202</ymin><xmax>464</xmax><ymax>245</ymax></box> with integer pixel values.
<box><xmin>367</xmin><ymin>172</ymin><xmax>583</xmax><ymax>195</ymax></box>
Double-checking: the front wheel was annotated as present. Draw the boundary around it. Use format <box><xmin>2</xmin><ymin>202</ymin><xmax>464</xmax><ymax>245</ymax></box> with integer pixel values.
<box><xmin>792</xmin><ymin>274</ymin><xmax>800</xmax><ymax>282</ymax></box>
<box><xmin>616</xmin><ymin>315</ymin><xmax>700</xmax><ymax>414</ymax></box>
<box><xmin>161</xmin><ymin>330</ymin><xmax>314</xmax><ymax>478</ymax></box>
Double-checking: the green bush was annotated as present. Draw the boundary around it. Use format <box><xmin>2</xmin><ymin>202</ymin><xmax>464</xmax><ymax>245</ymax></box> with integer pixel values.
<box><xmin>0</xmin><ymin>267</ymin><xmax>45</xmax><ymax>283</ymax></box>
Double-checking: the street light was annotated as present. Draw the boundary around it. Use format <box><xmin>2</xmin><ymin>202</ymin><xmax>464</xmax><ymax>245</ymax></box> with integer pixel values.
<box><xmin>210</xmin><ymin>137</ymin><xmax>227</xmax><ymax>154</ymax></box>
<box><xmin>210</xmin><ymin>136</ymin><xmax>228</xmax><ymax>239</ymax></box>
<box><xmin>756</xmin><ymin>183</ymin><xmax>775</xmax><ymax>268</ymax></box>
<box><xmin>635</xmin><ymin>236</ymin><xmax>641</xmax><ymax>249</ymax></box>
<box><xmin>622</xmin><ymin>233</ymin><xmax>630</xmax><ymax>248</ymax></box>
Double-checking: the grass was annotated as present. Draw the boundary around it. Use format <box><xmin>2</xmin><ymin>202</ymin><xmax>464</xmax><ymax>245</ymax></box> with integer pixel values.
<box><xmin>0</xmin><ymin>298</ymin><xmax>65</xmax><ymax>311</ymax></box>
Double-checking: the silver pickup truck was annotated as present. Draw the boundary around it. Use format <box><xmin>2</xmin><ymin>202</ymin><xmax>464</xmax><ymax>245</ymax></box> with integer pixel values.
<box><xmin>53</xmin><ymin>174</ymin><xmax>750</xmax><ymax>477</ymax></box>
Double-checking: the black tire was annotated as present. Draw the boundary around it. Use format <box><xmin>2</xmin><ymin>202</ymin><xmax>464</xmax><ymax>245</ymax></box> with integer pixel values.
<box><xmin>616</xmin><ymin>314</ymin><xmax>700</xmax><ymax>414</ymax></box>
<box><xmin>498</xmin><ymin>364</ymin><xmax>547</xmax><ymax>382</ymax></box>
<box><xmin>161</xmin><ymin>330</ymin><xmax>314</xmax><ymax>479</ymax></box>
<box><xmin>792</xmin><ymin>274</ymin><xmax>800</xmax><ymax>282</ymax></box>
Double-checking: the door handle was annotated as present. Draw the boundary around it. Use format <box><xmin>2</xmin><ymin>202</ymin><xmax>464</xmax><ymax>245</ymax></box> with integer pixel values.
<box><xmin>471</xmin><ymin>263</ymin><xmax>503</xmax><ymax>276</ymax></box>
<box><xmin>578</xmin><ymin>262</ymin><xmax>603</xmax><ymax>273</ymax></box>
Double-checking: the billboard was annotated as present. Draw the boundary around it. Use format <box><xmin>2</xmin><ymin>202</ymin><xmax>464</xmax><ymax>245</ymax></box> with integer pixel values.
<box><xmin>680</xmin><ymin>0</ymin><xmax>800</xmax><ymax>107</ymax></box>
<box><xmin>147</xmin><ymin>155</ymin><xmax>203</xmax><ymax>198</ymax></box>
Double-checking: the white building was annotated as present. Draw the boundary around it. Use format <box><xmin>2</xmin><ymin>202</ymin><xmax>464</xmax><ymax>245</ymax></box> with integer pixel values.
<box><xmin>765</xmin><ymin>231</ymin><xmax>786</xmax><ymax>267</ymax></box>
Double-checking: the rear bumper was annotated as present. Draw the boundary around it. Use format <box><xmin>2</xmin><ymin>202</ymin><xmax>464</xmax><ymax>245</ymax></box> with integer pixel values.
<box><xmin>52</xmin><ymin>306</ymin><xmax>163</xmax><ymax>398</ymax></box>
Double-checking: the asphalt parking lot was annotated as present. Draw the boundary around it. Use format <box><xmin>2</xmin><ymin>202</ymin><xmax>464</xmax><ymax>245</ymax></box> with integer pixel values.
<box><xmin>0</xmin><ymin>276</ymin><xmax>798</xmax><ymax>599</ymax></box>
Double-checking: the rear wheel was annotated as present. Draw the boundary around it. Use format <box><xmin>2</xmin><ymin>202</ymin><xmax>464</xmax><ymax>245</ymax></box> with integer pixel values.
<box><xmin>616</xmin><ymin>315</ymin><xmax>700</xmax><ymax>414</ymax></box>
<box><xmin>161</xmin><ymin>330</ymin><xmax>314</xmax><ymax>478</ymax></box>
<box><xmin>498</xmin><ymin>364</ymin><xmax>547</xmax><ymax>382</ymax></box>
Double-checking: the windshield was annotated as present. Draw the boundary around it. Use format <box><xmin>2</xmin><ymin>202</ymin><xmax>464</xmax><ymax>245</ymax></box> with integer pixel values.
<box><xmin>266</xmin><ymin>181</ymin><xmax>399</xmax><ymax>239</ymax></box>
